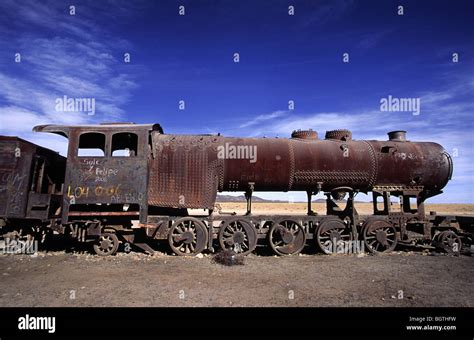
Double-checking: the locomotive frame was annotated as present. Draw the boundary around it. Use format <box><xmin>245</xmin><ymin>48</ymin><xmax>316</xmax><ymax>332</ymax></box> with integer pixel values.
<box><xmin>0</xmin><ymin>123</ymin><xmax>471</xmax><ymax>256</ymax></box>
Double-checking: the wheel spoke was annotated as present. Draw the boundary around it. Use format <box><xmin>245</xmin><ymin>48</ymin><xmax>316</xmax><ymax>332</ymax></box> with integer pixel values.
<box><xmin>363</xmin><ymin>221</ymin><xmax>397</xmax><ymax>253</ymax></box>
<box><xmin>270</xmin><ymin>220</ymin><xmax>305</xmax><ymax>255</ymax></box>
<box><xmin>218</xmin><ymin>219</ymin><xmax>257</xmax><ymax>255</ymax></box>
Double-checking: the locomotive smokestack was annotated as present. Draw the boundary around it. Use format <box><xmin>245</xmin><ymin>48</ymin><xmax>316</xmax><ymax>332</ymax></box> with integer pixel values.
<box><xmin>388</xmin><ymin>130</ymin><xmax>406</xmax><ymax>142</ymax></box>
<box><xmin>291</xmin><ymin>129</ymin><xmax>318</xmax><ymax>140</ymax></box>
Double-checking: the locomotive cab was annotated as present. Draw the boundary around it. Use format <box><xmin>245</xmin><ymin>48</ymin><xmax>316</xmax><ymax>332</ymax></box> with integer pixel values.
<box><xmin>33</xmin><ymin>123</ymin><xmax>163</xmax><ymax>225</ymax></box>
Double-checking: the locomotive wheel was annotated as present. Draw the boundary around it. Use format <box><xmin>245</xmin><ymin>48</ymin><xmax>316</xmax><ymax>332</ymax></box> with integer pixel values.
<box><xmin>363</xmin><ymin>220</ymin><xmax>397</xmax><ymax>253</ymax></box>
<box><xmin>218</xmin><ymin>219</ymin><xmax>257</xmax><ymax>255</ymax></box>
<box><xmin>93</xmin><ymin>233</ymin><xmax>119</xmax><ymax>256</ymax></box>
<box><xmin>168</xmin><ymin>217</ymin><xmax>208</xmax><ymax>256</ymax></box>
<box><xmin>439</xmin><ymin>230</ymin><xmax>462</xmax><ymax>254</ymax></box>
<box><xmin>315</xmin><ymin>219</ymin><xmax>352</xmax><ymax>254</ymax></box>
<box><xmin>268</xmin><ymin>220</ymin><xmax>306</xmax><ymax>255</ymax></box>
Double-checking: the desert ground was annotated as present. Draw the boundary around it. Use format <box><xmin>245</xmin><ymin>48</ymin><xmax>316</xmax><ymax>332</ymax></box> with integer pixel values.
<box><xmin>0</xmin><ymin>203</ymin><xmax>472</xmax><ymax>307</ymax></box>
<box><xmin>0</xmin><ymin>250</ymin><xmax>473</xmax><ymax>307</ymax></box>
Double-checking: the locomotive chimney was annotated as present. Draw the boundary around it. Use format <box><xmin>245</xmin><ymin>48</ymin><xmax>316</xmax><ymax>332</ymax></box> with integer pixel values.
<box><xmin>325</xmin><ymin>129</ymin><xmax>352</xmax><ymax>141</ymax></box>
<box><xmin>291</xmin><ymin>129</ymin><xmax>318</xmax><ymax>140</ymax></box>
<box><xmin>388</xmin><ymin>130</ymin><xmax>406</xmax><ymax>142</ymax></box>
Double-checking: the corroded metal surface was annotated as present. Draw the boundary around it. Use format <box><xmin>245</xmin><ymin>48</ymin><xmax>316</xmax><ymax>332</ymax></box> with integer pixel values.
<box><xmin>0</xmin><ymin>122</ymin><xmax>458</xmax><ymax>257</ymax></box>
<box><xmin>33</xmin><ymin>124</ymin><xmax>161</xmax><ymax>223</ymax></box>
<box><xmin>148</xmin><ymin>133</ymin><xmax>224</xmax><ymax>209</ymax></box>
<box><xmin>0</xmin><ymin>136</ymin><xmax>65</xmax><ymax>221</ymax></box>
<box><xmin>30</xmin><ymin>124</ymin><xmax>453</xmax><ymax>220</ymax></box>
<box><xmin>218</xmin><ymin>131</ymin><xmax>451</xmax><ymax>198</ymax></box>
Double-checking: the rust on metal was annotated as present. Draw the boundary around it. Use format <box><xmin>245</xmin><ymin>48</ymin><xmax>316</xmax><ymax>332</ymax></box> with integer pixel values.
<box><xmin>0</xmin><ymin>136</ymin><xmax>65</xmax><ymax>222</ymax></box>
<box><xmin>0</xmin><ymin>122</ymin><xmax>469</xmax><ymax>257</ymax></box>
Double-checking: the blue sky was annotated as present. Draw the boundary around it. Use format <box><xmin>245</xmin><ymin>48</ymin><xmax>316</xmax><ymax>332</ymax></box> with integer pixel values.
<box><xmin>0</xmin><ymin>0</ymin><xmax>472</xmax><ymax>203</ymax></box>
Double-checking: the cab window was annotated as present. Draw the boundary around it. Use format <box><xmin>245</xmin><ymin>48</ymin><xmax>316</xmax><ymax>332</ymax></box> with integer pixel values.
<box><xmin>77</xmin><ymin>133</ymin><xmax>106</xmax><ymax>157</ymax></box>
<box><xmin>112</xmin><ymin>132</ymin><xmax>138</xmax><ymax>157</ymax></box>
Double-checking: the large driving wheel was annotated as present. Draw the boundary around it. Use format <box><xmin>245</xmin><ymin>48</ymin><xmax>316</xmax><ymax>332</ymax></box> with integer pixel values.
<box><xmin>363</xmin><ymin>219</ymin><xmax>397</xmax><ymax>253</ymax></box>
<box><xmin>168</xmin><ymin>217</ymin><xmax>208</xmax><ymax>256</ymax></box>
<box><xmin>315</xmin><ymin>218</ymin><xmax>352</xmax><ymax>254</ymax></box>
<box><xmin>268</xmin><ymin>219</ymin><xmax>306</xmax><ymax>255</ymax></box>
<box><xmin>93</xmin><ymin>232</ymin><xmax>119</xmax><ymax>256</ymax></box>
<box><xmin>218</xmin><ymin>219</ymin><xmax>257</xmax><ymax>255</ymax></box>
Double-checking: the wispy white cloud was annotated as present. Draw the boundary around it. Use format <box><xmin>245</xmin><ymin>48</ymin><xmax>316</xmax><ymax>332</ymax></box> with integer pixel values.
<box><xmin>239</xmin><ymin>110</ymin><xmax>287</xmax><ymax>128</ymax></box>
<box><xmin>0</xmin><ymin>0</ymin><xmax>141</xmax><ymax>153</ymax></box>
<box><xmin>213</xmin><ymin>76</ymin><xmax>474</xmax><ymax>203</ymax></box>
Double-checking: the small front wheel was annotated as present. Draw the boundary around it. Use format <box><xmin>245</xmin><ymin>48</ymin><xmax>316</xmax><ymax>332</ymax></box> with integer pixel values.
<box><xmin>439</xmin><ymin>230</ymin><xmax>462</xmax><ymax>254</ymax></box>
<box><xmin>93</xmin><ymin>233</ymin><xmax>119</xmax><ymax>256</ymax></box>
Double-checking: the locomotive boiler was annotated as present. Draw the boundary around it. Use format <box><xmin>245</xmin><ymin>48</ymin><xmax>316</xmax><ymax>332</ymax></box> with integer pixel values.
<box><xmin>0</xmin><ymin>123</ymin><xmax>467</xmax><ymax>257</ymax></box>
<box><xmin>218</xmin><ymin>129</ymin><xmax>451</xmax><ymax>205</ymax></box>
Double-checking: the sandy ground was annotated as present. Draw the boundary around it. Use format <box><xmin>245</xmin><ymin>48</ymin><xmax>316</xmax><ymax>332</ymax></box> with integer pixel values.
<box><xmin>0</xmin><ymin>249</ymin><xmax>472</xmax><ymax>307</ymax></box>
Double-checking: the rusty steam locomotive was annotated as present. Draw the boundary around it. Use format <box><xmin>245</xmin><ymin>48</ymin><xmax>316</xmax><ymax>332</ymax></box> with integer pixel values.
<box><xmin>0</xmin><ymin>123</ymin><xmax>471</xmax><ymax>256</ymax></box>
